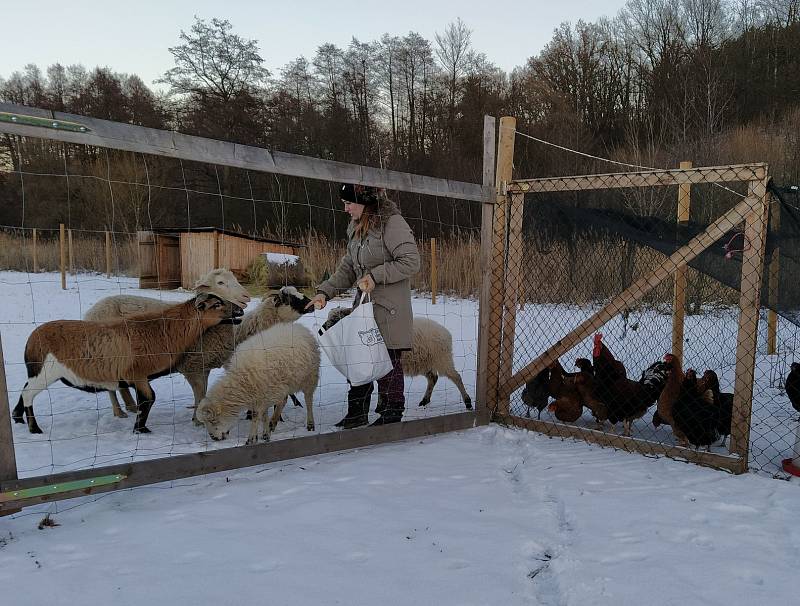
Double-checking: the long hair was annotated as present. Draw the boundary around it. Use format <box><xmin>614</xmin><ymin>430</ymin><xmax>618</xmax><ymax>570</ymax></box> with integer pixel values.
<box><xmin>353</xmin><ymin>205</ymin><xmax>376</xmax><ymax>239</ymax></box>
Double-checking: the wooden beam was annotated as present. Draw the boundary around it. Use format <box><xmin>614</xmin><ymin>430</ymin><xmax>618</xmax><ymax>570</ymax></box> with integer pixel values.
<box><xmin>729</xmin><ymin>180</ymin><xmax>770</xmax><ymax>461</ymax></box>
<box><xmin>68</xmin><ymin>228</ymin><xmax>74</xmax><ymax>274</ymax></box>
<box><xmin>476</xmin><ymin>115</ymin><xmax>497</xmax><ymax>424</ymax></box>
<box><xmin>31</xmin><ymin>228</ymin><xmax>37</xmax><ymax>273</ymax></box>
<box><xmin>767</xmin><ymin>195</ymin><xmax>781</xmax><ymax>355</ymax></box>
<box><xmin>430</xmin><ymin>238</ymin><xmax>437</xmax><ymax>305</ymax></box>
<box><xmin>59</xmin><ymin>223</ymin><xmax>66</xmax><ymax>290</ymax></box>
<box><xmin>672</xmin><ymin>160</ymin><xmax>692</xmax><ymax>361</ymax></box>
<box><xmin>498</xmin><ymin>191</ymin><xmax>525</xmax><ymax>414</ymax></box>
<box><xmin>500</xmin><ymin>194</ymin><xmax>759</xmax><ymax>399</ymax></box>
<box><xmin>0</xmin><ymin>102</ymin><xmax>487</xmax><ymax>203</ymax></box>
<box><xmin>0</xmin><ymin>412</ymin><xmax>478</xmax><ymax>512</ymax></box>
<box><xmin>499</xmin><ymin>415</ymin><xmax>745</xmax><ymax>474</ymax></box>
<box><xmin>0</xmin><ymin>332</ymin><xmax>20</xmax><ymax>517</ymax></box>
<box><xmin>509</xmin><ymin>164</ymin><xmax>767</xmax><ymax>194</ymax></box>
<box><xmin>485</xmin><ymin>116</ymin><xmax>516</xmax><ymax>417</ymax></box>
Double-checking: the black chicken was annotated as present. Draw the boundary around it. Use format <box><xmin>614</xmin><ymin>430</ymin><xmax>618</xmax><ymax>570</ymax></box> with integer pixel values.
<box><xmin>785</xmin><ymin>362</ymin><xmax>800</xmax><ymax>416</ymax></box>
<box><xmin>521</xmin><ymin>368</ymin><xmax>550</xmax><ymax>418</ymax></box>
<box><xmin>672</xmin><ymin>369</ymin><xmax>719</xmax><ymax>448</ymax></box>
<box><xmin>698</xmin><ymin>370</ymin><xmax>733</xmax><ymax>447</ymax></box>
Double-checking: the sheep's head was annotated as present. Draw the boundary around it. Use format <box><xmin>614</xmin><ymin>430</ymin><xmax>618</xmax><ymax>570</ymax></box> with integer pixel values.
<box><xmin>196</xmin><ymin>399</ymin><xmax>232</xmax><ymax>441</ymax></box>
<box><xmin>195</xmin><ymin>293</ymin><xmax>245</xmax><ymax>326</ymax></box>
<box><xmin>194</xmin><ymin>268</ymin><xmax>251</xmax><ymax>310</ymax></box>
<box><xmin>269</xmin><ymin>286</ymin><xmax>314</xmax><ymax>317</ymax></box>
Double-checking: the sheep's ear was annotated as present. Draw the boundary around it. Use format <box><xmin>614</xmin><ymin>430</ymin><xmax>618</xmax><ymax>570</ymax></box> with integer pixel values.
<box><xmin>195</xmin><ymin>293</ymin><xmax>220</xmax><ymax>309</ymax></box>
<box><xmin>197</xmin><ymin>404</ymin><xmax>214</xmax><ymax>422</ymax></box>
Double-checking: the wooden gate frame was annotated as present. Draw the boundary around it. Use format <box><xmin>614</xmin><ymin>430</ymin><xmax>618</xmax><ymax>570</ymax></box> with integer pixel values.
<box><xmin>486</xmin><ymin>157</ymin><xmax>770</xmax><ymax>474</ymax></box>
<box><xmin>0</xmin><ymin>103</ymin><xmax>497</xmax><ymax>512</ymax></box>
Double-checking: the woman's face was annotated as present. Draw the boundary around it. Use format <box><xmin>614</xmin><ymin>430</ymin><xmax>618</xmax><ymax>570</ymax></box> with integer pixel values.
<box><xmin>343</xmin><ymin>200</ymin><xmax>366</xmax><ymax>220</ymax></box>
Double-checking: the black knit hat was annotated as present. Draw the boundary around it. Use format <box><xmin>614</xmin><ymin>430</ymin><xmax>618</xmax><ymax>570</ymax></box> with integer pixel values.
<box><xmin>340</xmin><ymin>183</ymin><xmax>380</xmax><ymax>205</ymax></box>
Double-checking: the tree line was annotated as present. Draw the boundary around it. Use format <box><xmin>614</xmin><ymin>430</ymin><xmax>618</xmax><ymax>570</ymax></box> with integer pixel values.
<box><xmin>0</xmin><ymin>0</ymin><xmax>798</xmax><ymax>237</ymax></box>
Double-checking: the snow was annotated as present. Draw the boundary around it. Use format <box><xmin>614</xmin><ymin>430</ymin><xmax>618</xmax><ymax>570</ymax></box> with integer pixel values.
<box><xmin>1</xmin><ymin>271</ymin><xmax>800</xmax><ymax>604</ymax></box>
<box><xmin>262</xmin><ymin>252</ymin><xmax>300</xmax><ymax>266</ymax></box>
<box><xmin>1</xmin><ymin>426</ymin><xmax>799</xmax><ymax>605</ymax></box>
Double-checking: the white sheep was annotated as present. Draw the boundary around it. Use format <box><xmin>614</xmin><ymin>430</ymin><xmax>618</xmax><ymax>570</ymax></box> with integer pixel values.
<box><xmin>196</xmin><ymin>323</ymin><xmax>320</xmax><ymax>445</ymax></box>
<box><xmin>324</xmin><ymin>307</ymin><xmax>472</xmax><ymax>410</ymax></box>
<box><xmin>83</xmin><ymin>268</ymin><xmax>251</xmax><ymax>418</ymax></box>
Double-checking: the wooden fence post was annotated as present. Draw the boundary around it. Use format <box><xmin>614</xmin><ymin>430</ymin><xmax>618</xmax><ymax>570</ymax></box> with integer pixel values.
<box><xmin>68</xmin><ymin>228</ymin><xmax>74</xmax><ymax>274</ymax></box>
<box><xmin>0</xmin><ymin>331</ymin><xmax>20</xmax><ymax>516</ymax></box>
<box><xmin>430</xmin><ymin>238</ymin><xmax>437</xmax><ymax>304</ymax></box>
<box><xmin>32</xmin><ymin>228</ymin><xmax>38</xmax><ymax>273</ymax></box>
<box><xmin>60</xmin><ymin>224</ymin><xmax>66</xmax><ymax>290</ymax></box>
<box><xmin>672</xmin><ymin>160</ymin><xmax>692</xmax><ymax>362</ymax></box>
<box><xmin>767</xmin><ymin>196</ymin><xmax>781</xmax><ymax>355</ymax></box>
<box><xmin>105</xmin><ymin>231</ymin><xmax>112</xmax><ymax>278</ymax></box>
<box><xmin>485</xmin><ymin>116</ymin><xmax>516</xmax><ymax>418</ymax></box>
<box><xmin>476</xmin><ymin>116</ymin><xmax>497</xmax><ymax>424</ymax></box>
<box><xmin>730</xmin><ymin>179</ymin><xmax>770</xmax><ymax>466</ymax></box>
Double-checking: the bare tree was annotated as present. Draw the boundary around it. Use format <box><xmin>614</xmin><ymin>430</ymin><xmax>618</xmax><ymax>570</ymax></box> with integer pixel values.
<box><xmin>434</xmin><ymin>18</ymin><xmax>473</xmax><ymax>150</ymax></box>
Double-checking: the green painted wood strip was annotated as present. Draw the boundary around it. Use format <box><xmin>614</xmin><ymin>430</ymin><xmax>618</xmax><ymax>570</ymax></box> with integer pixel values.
<box><xmin>0</xmin><ymin>474</ymin><xmax>125</xmax><ymax>502</ymax></box>
<box><xmin>0</xmin><ymin>112</ymin><xmax>90</xmax><ymax>133</ymax></box>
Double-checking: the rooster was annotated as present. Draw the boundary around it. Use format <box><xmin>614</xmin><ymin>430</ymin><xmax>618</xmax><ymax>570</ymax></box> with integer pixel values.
<box><xmin>672</xmin><ymin>369</ymin><xmax>719</xmax><ymax>449</ymax></box>
<box><xmin>592</xmin><ymin>333</ymin><xmax>669</xmax><ymax>436</ymax></box>
<box><xmin>697</xmin><ymin>370</ymin><xmax>733</xmax><ymax>447</ymax></box>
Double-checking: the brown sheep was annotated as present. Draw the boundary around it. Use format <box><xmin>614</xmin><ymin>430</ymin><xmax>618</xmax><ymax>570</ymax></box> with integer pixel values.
<box><xmin>13</xmin><ymin>294</ymin><xmax>243</xmax><ymax>434</ymax></box>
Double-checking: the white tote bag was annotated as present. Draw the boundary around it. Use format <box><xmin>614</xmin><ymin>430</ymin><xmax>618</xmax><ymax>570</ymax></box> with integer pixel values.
<box><xmin>317</xmin><ymin>293</ymin><xmax>395</xmax><ymax>386</ymax></box>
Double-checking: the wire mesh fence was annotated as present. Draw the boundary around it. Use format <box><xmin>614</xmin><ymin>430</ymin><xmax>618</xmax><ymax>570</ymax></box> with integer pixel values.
<box><xmin>0</xmin><ymin>107</ymin><xmax>485</xmax><ymax>508</ymax></box>
<box><xmin>492</xmin><ymin>161</ymin><xmax>798</xmax><ymax>475</ymax></box>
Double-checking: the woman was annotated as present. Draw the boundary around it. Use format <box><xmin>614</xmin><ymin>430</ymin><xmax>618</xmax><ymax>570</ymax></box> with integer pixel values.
<box><xmin>308</xmin><ymin>183</ymin><xmax>420</xmax><ymax>427</ymax></box>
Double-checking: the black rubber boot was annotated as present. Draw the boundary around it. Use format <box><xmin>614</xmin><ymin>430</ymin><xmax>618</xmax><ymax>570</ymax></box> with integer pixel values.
<box><xmin>369</xmin><ymin>403</ymin><xmax>403</xmax><ymax>426</ymax></box>
<box><xmin>335</xmin><ymin>382</ymin><xmax>373</xmax><ymax>429</ymax></box>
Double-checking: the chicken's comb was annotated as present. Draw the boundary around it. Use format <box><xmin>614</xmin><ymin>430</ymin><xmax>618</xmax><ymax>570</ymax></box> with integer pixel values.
<box><xmin>592</xmin><ymin>333</ymin><xmax>603</xmax><ymax>356</ymax></box>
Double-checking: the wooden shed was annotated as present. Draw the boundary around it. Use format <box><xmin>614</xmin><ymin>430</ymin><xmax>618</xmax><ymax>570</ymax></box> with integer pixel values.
<box><xmin>138</xmin><ymin>228</ymin><xmax>299</xmax><ymax>290</ymax></box>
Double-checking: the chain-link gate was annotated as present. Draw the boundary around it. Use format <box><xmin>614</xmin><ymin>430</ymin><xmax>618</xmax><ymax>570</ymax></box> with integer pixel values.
<box><xmin>486</xmin><ymin>143</ymin><xmax>772</xmax><ymax>474</ymax></box>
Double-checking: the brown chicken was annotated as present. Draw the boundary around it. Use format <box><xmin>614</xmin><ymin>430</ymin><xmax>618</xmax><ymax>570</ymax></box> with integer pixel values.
<box><xmin>653</xmin><ymin>354</ymin><xmax>689</xmax><ymax>445</ymax></box>
<box><xmin>547</xmin><ymin>358</ymin><xmax>606</xmax><ymax>423</ymax></box>
<box><xmin>592</xmin><ymin>333</ymin><xmax>669</xmax><ymax>436</ymax></box>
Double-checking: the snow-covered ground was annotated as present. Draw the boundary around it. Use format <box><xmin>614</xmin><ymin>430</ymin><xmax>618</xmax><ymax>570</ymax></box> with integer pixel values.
<box><xmin>2</xmin><ymin>270</ymin><xmax>799</xmax><ymax>479</ymax></box>
<box><xmin>1</xmin><ymin>426</ymin><xmax>798</xmax><ymax>606</ymax></box>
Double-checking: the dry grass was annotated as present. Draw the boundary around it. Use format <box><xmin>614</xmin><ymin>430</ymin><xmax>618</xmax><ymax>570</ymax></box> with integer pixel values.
<box><xmin>0</xmin><ymin>228</ymin><xmax>735</xmax><ymax>310</ymax></box>
<box><xmin>0</xmin><ymin>230</ymin><xmax>138</xmax><ymax>276</ymax></box>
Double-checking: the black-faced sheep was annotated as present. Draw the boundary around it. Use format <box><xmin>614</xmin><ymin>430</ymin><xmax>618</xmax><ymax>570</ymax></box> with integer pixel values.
<box><xmin>83</xmin><ymin>268</ymin><xmax>251</xmax><ymax>418</ymax></box>
<box><xmin>196</xmin><ymin>323</ymin><xmax>320</xmax><ymax>444</ymax></box>
<box><xmin>324</xmin><ymin>306</ymin><xmax>472</xmax><ymax>410</ymax></box>
<box><xmin>14</xmin><ymin>294</ymin><xmax>243</xmax><ymax>434</ymax></box>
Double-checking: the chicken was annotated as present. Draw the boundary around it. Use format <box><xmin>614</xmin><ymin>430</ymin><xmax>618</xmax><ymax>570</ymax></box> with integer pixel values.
<box><xmin>521</xmin><ymin>368</ymin><xmax>551</xmax><ymax>418</ymax></box>
<box><xmin>672</xmin><ymin>369</ymin><xmax>719</xmax><ymax>449</ymax></box>
<box><xmin>785</xmin><ymin>362</ymin><xmax>800</xmax><ymax>416</ymax></box>
<box><xmin>546</xmin><ymin>358</ymin><xmax>602</xmax><ymax>423</ymax></box>
<box><xmin>697</xmin><ymin>369</ymin><xmax>733</xmax><ymax>447</ymax></box>
<box><xmin>592</xmin><ymin>333</ymin><xmax>668</xmax><ymax>436</ymax></box>
<box><xmin>653</xmin><ymin>353</ymin><xmax>682</xmax><ymax>434</ymax></box>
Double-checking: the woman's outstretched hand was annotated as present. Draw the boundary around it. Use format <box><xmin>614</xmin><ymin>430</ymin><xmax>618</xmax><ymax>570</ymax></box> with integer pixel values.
<box><xmin>357</xmin><ymin>274</ymin><xmax>375</xmax><ymax>293</ymax></box>
<box><xmin>307</xmin><ymin>293</ymin><xmax>327</xmax><ymax>310</ymax></box>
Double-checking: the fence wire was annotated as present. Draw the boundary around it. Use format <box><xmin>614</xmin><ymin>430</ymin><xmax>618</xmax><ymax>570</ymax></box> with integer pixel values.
<box><xmin>495</xmin><ymin>165</ymin><xmax>797</xmax><ymax>476</ymax></box>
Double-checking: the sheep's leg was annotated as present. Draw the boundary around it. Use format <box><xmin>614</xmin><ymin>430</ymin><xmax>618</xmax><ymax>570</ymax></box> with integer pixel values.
<box><xmin>16</xmin><ymin>374</ymin><xmax>51</xmax><ymax>434</ymax></box>
<box><xmin>303</xmin><ymin>388</ymin><xmax>315</xmax><ymax>431</ymax></box>
<box><xmin>246</xmin><ymin>407</ymin><xmax>263</xmax><ymax>445</ymax></box>
<box><xmin>119</xmin><ymin>386</ymin><xmax>139</xmax><ymax>413</ymax></box>
<box><xmin>418</xmin><ymin>372</ymin><xmax>438</xmax><ymax>407</ymax></box>
<box><xmin>107</xmin><ymin>391</ymin><xmax>127</xmax><ymax>418</ymax></box>
<box><xmin>187</xmin><ymin>372</ymin><xmax>210</xmax><ymax>425</ymax></box>
<box><xmin>623</xmin><ymin>420</ymin><xmax>632</xmax><ymax>437</ymax></box>
<box><xmin>269</xmin><ymin>398</ymin><xmax>288</xmax><ymax>433</ymax></box>
<box><xmin>132</xmin><ymin>381</ymin><xmax>156</xmax><ymax>434</ymax></box>
<box><xmin>443</xmin><ymin>368</ymin><xmax>472</xmax><ymax>410</ymax></box>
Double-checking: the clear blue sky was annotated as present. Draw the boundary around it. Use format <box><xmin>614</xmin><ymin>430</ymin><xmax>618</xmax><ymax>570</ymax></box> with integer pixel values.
<box><xmin>2</xmin><ymin>0</ymin><xmax>628</xmax><ymax>88</ymax></box>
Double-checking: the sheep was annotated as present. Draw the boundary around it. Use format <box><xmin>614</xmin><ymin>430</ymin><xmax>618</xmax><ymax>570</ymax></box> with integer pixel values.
<box><xmin>14</xmin><ymin>294</ymin><xmax>243</xmax><ymax>434</ymax></box>
<box><xmin>324</xmin><ymin>306</ymin><xmax>472</xmax><ymax>410</ymax></box>
<box><xmin>86</xmin><ymin>284</ymin><xmax>312</xmax><ymax>423</ymax></box>
<box><xmin>83</xmin><ymin>268</ymin><xmax>251</xmax><ymax>418</ymax></box>
<box><xmin>196</xmin><ymin>323</ymin><xmax>320</xmax><ymax>445</ymax></box>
